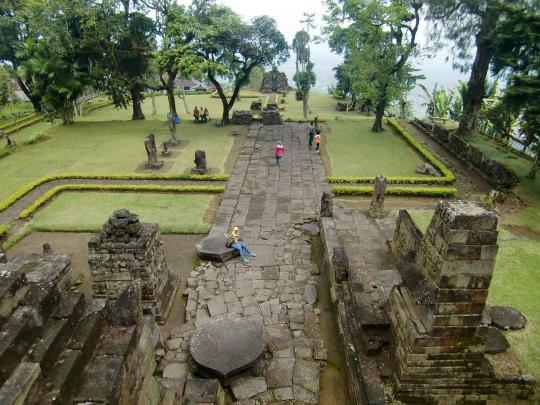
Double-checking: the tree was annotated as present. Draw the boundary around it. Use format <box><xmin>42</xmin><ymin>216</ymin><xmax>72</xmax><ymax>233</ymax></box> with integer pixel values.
<box><xmin>333</xmin><ymin>60</ymin><xmax>356</xmax><ymax>108</ymax></box>
<box><xmin>293</xmin><ymin>30</ymin><xmax>316</xmax><ymax>119</ymax></box>
<box><xmin>186</xmin><ymin>0</ymin><xmax>289</xmax><ymax>124</ymax></box>
<box><xmin>325</xmin><ymin>0</ymin><xmax>421</xmax><ymax>132</ymax></box>
<box><xmin>0</xmin><ymin>1</ymin><xmax>44</xmax><ymax>111</ymax></box>
<box><xmin>489</xmin><ymin>2</ymin><xmax>540</xmax><ymax>177</ymax></box>
<box><xmin>423</xmin><ymin>0</ymin><xmax>524</xmax><ymax>135</ymax></box>
<box><xmin>90</xmin><ymin>0</ymin><xmax>156</xmax><ymax>120</ymax></box>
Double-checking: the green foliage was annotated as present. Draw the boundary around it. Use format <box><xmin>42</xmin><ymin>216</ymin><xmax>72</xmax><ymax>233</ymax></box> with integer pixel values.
<box><xmin>0</xmin><ymin>172</ymin><xmax>229</xmax><ymax>214</ymax></box>
<box><xmin>2</xmin><ymin>224</ymin><xmax>32</xmax><ymax>251</ymax></box>
<box><xmin>0</xmin><ymin>148</ymin><xmax>11</xmax><ymax>160</ymax></box>
<box><xmin>244</xmin><ymin>66</ymin><xmax>265</xmax><ymax>91</ymax></box>
<box><xmin>332</xmin><ymin>185</ymin><xmax>457</xmax><ymax>197</ymax></box>
<box><xmin>325</xmin><ymin>0</ymin><xmax>422</xmax><ymax>131</ymax></box>
<box><xmin>19</xmin><ymin>184</ymin><xmax>224</xmax><ymax>219</ymax></box>
<box><xmin>0</xmin><ymin>113</ymin><xmax>38</xmax><ymax>131</ymax></box>
<box><xmin>179</xmin><ymin>1</ymin><xmax>289</xmax><ymax>123</ymax></box>
<box><xmin>24</xmin><ymin>132</ymin><xmax>45</xmax><ymax>145</ymax></box>
<box><xmin>0</xmin><ymin>224</ymin><xmax>10</xmax><ymax>238</ymax></box>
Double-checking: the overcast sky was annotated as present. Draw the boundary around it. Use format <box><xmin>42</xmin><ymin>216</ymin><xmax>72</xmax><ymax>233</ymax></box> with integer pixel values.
<box><xmin>176</xmin><ymin>0</ymin><xmax>470</xmax><ymax>111</ymax></box>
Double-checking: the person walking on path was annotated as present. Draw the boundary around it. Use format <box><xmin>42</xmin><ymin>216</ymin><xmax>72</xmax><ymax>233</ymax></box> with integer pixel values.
<box><xmin>314</xmin><ymin>131</ymin><xmax>321</xmax><ymax>152</ymax></box>
<box><xmin>226</xmin><ymin>225</ymin><xmax>256</xmax><ymax>264</ymax></box>
<box><xmin>308</xmin><ymin>123</ymin><xmax>315</xmax><ymax>150</ymax></box>
<box><xmin>275</xmin><ymin>141</ymin><xmax>285</xmax><ymax>165</ymax></box>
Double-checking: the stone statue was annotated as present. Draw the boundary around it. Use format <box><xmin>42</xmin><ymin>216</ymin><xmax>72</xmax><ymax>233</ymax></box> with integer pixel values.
<box><xmin>144</xmin><ymin>133</ymin><xmax>163</xmax><ymax>169</ymax></box>
<box><xmin>161</xmin><ymin>141</ymin><xmax>170</xmax><ymax>156</ymax></box>
<box><xmin>167</xmin><ymin>112</ymin><xmax>178</xmax><ymax>145</ymax></box>
<box><xmin>320</xmin><ymin>191</ymin><xmax>334</xmax><ymax>218</ymax></box>
<box><xmin>271</xmin><ymin>66</ymin><xmax>278</xmax><ymax>92</ymax></box>
<box><xmin>42</xmin><ymin>243</ymin><xmax>53</xmax><ymax>254</ymax></box>
<box><xmin>192</xmin><ymin>150</ymin><xmax>208</xmax><ymax>174</ymax></box>
<box><xmin>369</xmin><ymin>174</ymin><xmax>387</xmax><ymax>217</ymax></box>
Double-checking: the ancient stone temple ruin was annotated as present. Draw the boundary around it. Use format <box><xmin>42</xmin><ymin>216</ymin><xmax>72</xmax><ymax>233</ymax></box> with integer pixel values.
<box><xmin>389</xmin><ymin>201</ymin><xmax>534</xmax><ymax>402</ymax></box>
<box><xmin>260</xmin><ymin>68</ymin><xmax>289</xmax><ymax>93</ymax></box>
<box><xmin>88</xmin><ymin>209</ymin><xmax>178</xmax><ymax>323</ymax></box>
<box><xmin>0</xmin><ymin>252</ymin><xmax>179</xmax><ymax>404</ymax></box>
<box><xmin>320</xmin><ymin>199</ymin><xmax>536</xmax><ymax>404</ymax></box>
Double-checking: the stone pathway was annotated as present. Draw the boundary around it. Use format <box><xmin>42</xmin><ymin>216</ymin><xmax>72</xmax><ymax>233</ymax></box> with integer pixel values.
<box><xmin>162</xmin><ymin>123</ymin><xmax>331</xmax><ymax>404</ymax></box>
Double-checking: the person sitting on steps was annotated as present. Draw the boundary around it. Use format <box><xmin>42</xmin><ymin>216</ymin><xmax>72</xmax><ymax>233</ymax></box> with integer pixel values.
<box><xmin>225</xmin><ymin>225</ymin><xmax>256</xmax><ymax>264</ymax></box>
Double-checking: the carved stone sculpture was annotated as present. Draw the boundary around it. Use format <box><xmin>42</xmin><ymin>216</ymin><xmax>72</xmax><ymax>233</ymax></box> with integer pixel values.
<box><xmin>320</xmin><ymin>191</ymin><xmax>334</xmax><ymax>218</ymax></box>
<box><xmin>192</xmin><ymin>150</ymin><xmax>208</xmax><ymax>174</ymax></box>
<box><xmin>144</xmin><ymin>133</ymin><xmax>164</xmax><ymax>169</ymax></box>
<box><xmin>42</xmin><ymin>243</ymin><xmax>53</xmax><ymax>254</ymax></box>
<box><xmin>167</xmin><ymin>112</ymin><xmax>178</xmax><ymax>145</ymax></box>
<box><xmin>161</xmin><ymin>141</ymin><xmax>170</xmax><ymax>156</ymax></box>
<box><xmin>369</xmin><ymin>174</ymin><xmax>387</xmax><ymax>217</ymax></box>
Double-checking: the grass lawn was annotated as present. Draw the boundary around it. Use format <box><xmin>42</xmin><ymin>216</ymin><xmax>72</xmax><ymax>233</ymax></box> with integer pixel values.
<box><xmin>29</xmin><ymin>192</ymin><xmax>214</xmax><ymax>234</ymax></box>
<box><xmin>0</xmin><ymin>95</ymin><xmax>240</xmax><ymax>202</ymax></box>
<box><xmin>466</xmin><ymin>135</ymin><xmax>540</xmax><ymax>233</ymax></box>
<box><xmin>324</xmin><ymin>119</ymin><xmax>428</xmax><ymax>177</ymax></box>
<box><xmin>408</xmin><ymin>209</ymin><xmax>540</xmax><ymax>380</ymax></box>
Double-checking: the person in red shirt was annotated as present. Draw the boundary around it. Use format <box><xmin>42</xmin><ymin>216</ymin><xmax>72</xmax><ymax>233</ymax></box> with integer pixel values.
<box><xmin>275</xmin><ymin>141</ymin><xmax>285</xmax><ymax>165</ymax></box>
<box><xmin>314</xmin><ymin>131</ymin><xmax>321</xmax><ymax>152</ymax></box>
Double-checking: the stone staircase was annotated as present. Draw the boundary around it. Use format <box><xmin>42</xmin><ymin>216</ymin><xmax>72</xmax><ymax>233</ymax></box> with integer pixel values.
<box><xmin>0</xmin><ymin>252</ymin><xmax>180</xmax><ymax>405</ymax></box>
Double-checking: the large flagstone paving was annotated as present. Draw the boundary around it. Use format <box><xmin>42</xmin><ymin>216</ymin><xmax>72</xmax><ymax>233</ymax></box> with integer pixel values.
<box><xmin>161</xmin><ymin>123</ymin><xmax>331</xmax><ymax>403</ymax></box>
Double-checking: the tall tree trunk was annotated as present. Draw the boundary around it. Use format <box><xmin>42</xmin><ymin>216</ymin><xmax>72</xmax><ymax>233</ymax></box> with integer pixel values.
<box><xmin>16</xmin><ymin>76</ymin><xmax>42</xmax><ymax>113</ymax></box>
<box><xmin>302</xmin><ymin>92</ymin><xmax>308</xmax><ymax>119</ymax></box>
<box><xmin>179</xmin><ymin>79</ymin><xmax>189</xmax><ymax>114</ymax></box>
<box><xmin>372</xmin><ymin>86</ymin><xmax>387</xmax><ymax>132</ymax></box>
<box><xmin>457</xmin><ymin>8</ymin><xmax>496</xmax><ymax>136</ymax></box>
<box><xmin>166</xmin><ymin>85</ymin><xmax>177</xmax><ymax>117</ymax></box>
<box><xmin>130</xmin><ymin>87</ymin><xmax>145</xmax><ymax>120</ymax></box>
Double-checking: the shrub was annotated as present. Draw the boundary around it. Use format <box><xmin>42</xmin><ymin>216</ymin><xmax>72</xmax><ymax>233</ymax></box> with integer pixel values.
<box><xmin>0</xmin><ymin>224</ymin><xmax>11</xmax><ymax>238</ymax></box>
<box><xmin>19</xmin><ymin>184</ymin><xmax>225</xmax><ymax>218</ymax></box>
<box><xmin>0</xmin><ymin>148</ymin><xmax>11</xmax><ymax>160</ymax></box>
<box><xmin>332</xmin><ymin>185</ymin><xmax>457</xmax><ymax>197</ymax></box>
<box><xmin>25</xmin><ymin>132</ymin><xmax>46</xmax><ymax>145</ymax></box>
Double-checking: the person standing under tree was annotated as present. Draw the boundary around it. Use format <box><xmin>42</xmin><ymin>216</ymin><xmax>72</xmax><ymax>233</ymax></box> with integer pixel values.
<box><xmin>275</xmin><ymin>141</ymin><xmax>285</xmax><ymax>165</ymax></box>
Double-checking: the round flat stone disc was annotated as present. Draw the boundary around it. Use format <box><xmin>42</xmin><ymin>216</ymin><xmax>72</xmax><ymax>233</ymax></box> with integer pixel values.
<box><xmin>190</xmin><ymin>318</ymin><xmax>266</xmax><ymax>380</ymax></box>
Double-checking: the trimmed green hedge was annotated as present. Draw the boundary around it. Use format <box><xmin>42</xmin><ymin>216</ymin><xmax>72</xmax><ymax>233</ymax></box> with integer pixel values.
<box><xmin>0</xmin><ymin>224</ymin><xmax>11</xmax><ymax>238</ymax></box>
<box><xmin>0</xmin><ymin>173</ymin><xmax>230</xmax><ymax>214</ymax></box>
<box><xmin>19</xmin><ymin>184</ymin><xmax>225</xmax><ymax>219</ymax></box>
<box><xmin>332</xmin><ymin>185</ymin><xmax>457</xmax><ymax>198</ymax></box>
<box><xmin>0</xmin><ymin>114</ymin><xmax>38</xmax><ymax>131</ymax></box>
<box><xmin>328</xmin><ymin>118</ymin><xmax>455</xmax><ymax>185</ymax></box>
<box><xmin>3</xmin><ymin>115</ymin><xmax>44</xmax><ymax>135</ymax></box>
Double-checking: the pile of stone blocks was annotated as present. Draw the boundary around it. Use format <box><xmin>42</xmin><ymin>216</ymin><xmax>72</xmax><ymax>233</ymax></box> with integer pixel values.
<box><xmin>0</xmin><ymin>252</ymin><xmax>178</xmax><ymax>404</ymax></box>
<box><xmin>388</xmin><ymin>201</ymin><xmax>535</xmax><ymax>403</ymax></box>
<box><xmin>262</xmin><ymin>109</ymin><xmax>283</xmax><ymax>126</ymax></box>
<box><xmin>88</xmin><ymin>209</ymin><xmax>178</xmax><ymax>323</ymax></box>
<box><xmin>231</xmin><ymin>110</ymin><xmax>252</xmax><ymax>125</ymax></box>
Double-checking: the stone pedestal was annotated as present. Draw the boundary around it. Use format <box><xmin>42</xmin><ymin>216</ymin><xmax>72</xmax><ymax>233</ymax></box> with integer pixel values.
<box><xmin>389</xmin><ymin>201</ymin><xmax>535</xmax><ymax>402</ymax></box>
<box><xmin>232</xmin><ymin>110</ymin><xmax>252</xmax><ymax>125</ymax></box>
<box><xmin>88</xmin><ymin>209</ymin><xmax>178</xmax><ymax>323</ymax></box>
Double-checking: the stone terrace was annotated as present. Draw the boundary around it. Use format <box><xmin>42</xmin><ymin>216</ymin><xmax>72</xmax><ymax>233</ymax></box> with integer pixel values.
<box><xmin>162</xmin><ymin>123</ymin><xmax>332</xmax><ymax>403</ymax></box>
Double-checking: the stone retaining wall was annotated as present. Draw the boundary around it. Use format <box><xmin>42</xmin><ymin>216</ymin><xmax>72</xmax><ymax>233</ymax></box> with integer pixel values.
<box><xmin>393</xmin><ymin>210</ymin><xmax>423</xmax><ymax>262</ymax></box>
<box><xmin>412</xmin><ymin>119</ymin><xmax>520</xmax><ymax>189</ymax></box>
